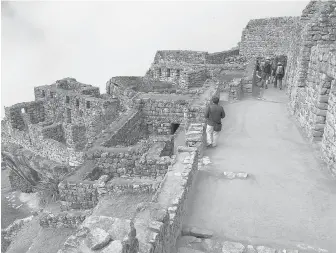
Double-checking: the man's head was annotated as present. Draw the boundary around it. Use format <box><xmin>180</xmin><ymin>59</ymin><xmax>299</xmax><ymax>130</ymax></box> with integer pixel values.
<box><xmin>212</xmin><ymin>96</ymin><xmax>219</xmax><ymax>104</ymax></box>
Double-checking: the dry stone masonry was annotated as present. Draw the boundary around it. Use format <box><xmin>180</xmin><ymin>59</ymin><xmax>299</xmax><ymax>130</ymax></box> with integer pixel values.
<box><xmin>239</xmin><ymin>0</ymin><xmax>336</xmax><ymax>174</ymax></box>
<box><xmin>1</xmin><ymin>1</ymin><xmax>336</xmax><ymax>252</ymax></box>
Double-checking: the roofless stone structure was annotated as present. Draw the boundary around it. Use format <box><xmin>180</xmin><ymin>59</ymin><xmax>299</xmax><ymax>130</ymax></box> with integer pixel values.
<box><xmin>1</xmin><ymin>1</ymin><xmax>335</xmax><ymax>252</ymax></box>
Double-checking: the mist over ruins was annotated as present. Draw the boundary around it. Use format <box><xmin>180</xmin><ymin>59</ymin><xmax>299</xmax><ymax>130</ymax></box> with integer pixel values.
<box><xmin>1</xmin><ymin>1</ymin><xmax>336</xmax><ymax>253</ymax></box>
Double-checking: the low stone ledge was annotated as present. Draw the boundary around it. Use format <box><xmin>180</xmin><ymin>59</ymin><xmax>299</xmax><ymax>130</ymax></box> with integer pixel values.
<box><xmin>133</xmin><ymin>147</ymin><xmax>199</xmax><ymax>253</ymax></box>
<box><xmin>39</xmin><ymin>210</ymin><xmax>92</xmax><ymax>228</ymax></box>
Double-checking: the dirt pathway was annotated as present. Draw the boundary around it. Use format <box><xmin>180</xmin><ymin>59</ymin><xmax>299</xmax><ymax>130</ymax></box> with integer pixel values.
<box><xmin>183</xmin><ymin>88</ymin><xmax>336</xmax><ymax>252</ymax></box>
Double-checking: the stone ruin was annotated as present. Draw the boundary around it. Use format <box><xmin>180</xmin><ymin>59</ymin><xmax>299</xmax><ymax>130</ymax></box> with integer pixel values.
<box><xmin>1</xmin><ymin>1</ymin><xmax>335</xmax><ymax>253</ymax></box>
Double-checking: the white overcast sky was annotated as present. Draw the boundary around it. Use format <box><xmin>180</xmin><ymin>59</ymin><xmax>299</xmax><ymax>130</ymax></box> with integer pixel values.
<box><xmin>1</xmin><ymin>0</ymin><xmax>309</xmax><ymax>116</ymax></box>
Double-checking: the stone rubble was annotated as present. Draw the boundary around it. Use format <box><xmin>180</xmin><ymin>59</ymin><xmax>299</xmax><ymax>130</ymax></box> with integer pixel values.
<box><xmin>223</xmin><ymin>171</ymin><xmax>249</xmax><ymax>179</ymax></box>
<box><xmin>222</xmin><ymin>241</ymin><xmax>245</xmax><ymax>253</ymax></box>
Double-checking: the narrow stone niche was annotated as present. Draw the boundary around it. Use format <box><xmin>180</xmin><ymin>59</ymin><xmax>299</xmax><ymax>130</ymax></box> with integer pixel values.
<box><xmin>171</xmin><ymin>123</ymin><xmax>180</xmax><ymax>134</ymax></box>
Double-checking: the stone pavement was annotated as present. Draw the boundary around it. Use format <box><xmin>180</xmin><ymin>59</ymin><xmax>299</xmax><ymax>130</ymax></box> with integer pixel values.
<box><xmin>181</xmin><ymin>88</ymin><xmax>336</xmax><ymax>252</ymax></box>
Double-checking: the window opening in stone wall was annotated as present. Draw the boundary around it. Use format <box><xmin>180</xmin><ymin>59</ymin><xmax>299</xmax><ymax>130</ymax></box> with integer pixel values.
<box><xmin>176</xmin><ymin>69</ymin><xmax>180</xmax><ymax>77</ymax></box>
<box><xmin>86</xmin><ymin>101</ymin><xmax>91</xmax><ymax>109</ymax></box>
<box><xmin>42</xmin><ymin>90</ymin><xmax>45</xmax><ymax>97</ymax></box>
<box><xmin>50</xmin><ymin>92</ymin><xmax>54</xmax><ymax>98</ymax></box>
<box><xmin>158</xmin><ymin>68</ymin><xmax>162</xmax><ymax>77</ymax></box>
<box><xmin>167</xmin><ymin>69</ymin><xmax>171</xmax><ymax>77</ymax></box>
<box><xmin>171</xmin><ymin>123</ymin><xmax>180</xmax><ymax>134</ymax></box>
<box><xmin>67</xmin><ymin>109</ymin><xmax>72</xmax><ymax>123</ymax></box>
<box><xmin>66</xmin><ymin>96</ymin><xmax>70</xmax><ymax>104</ymax></box>
<box><xmin>76</xmin><ymin>99</ymin><xmax>79</xmax><ymax>107</ymax></box>
<box><xmin>21</xmin><ymin>108</ymin><xmax>26</xmax><ymax>114</ymax></box>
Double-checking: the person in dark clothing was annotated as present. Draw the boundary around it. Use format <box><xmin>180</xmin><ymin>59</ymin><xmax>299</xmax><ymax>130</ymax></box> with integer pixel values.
<box><xmin>275</xmin><ymin>62</ymin><xmax>285</xmax><ymax>90</ymax></box>
<box><xmin>205</xmin><ymin>96</ymin><xmax>225</xmax><ymax>148</ymax></box>
<box><xmin>271</xmin><ymin>58</ymin><xmax>277</xmax><ymax>87</ymax></box>
<box><xmin>262</xmin><ymin>58</ymin><xmax>272</xmax><ymax>89</ymax></box>
<box><xmin>256</xmin><ymin>59</ymin><xmax>261</xmax><ymax>72</ymax></box>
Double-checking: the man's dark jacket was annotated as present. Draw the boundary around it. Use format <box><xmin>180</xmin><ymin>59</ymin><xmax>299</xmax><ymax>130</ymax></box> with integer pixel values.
<box><xmin>205</xmin><ymin>104</ymin><xmax>225</xmax><ymax>127</ymax></box>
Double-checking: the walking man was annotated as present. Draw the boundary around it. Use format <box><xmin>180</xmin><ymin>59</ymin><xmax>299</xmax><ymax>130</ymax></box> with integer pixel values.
<box><xmin>275</xmin><ymin>62</ymin><xmax>285</xmax><ymax>90</ymax></box>
<box><xmin>205</xmin><ymin>96</ymin><xmax>225</xmax><ymax>148</ymax></box>
<box><xmin>262</xmin><ymin>58</ymin><xmax>272</xmax><ymax>89</ymax></box>
<box><xmin>271</xmin><ymin>58</ymin><xmax>277</xmax><ymax>87</ymax></box>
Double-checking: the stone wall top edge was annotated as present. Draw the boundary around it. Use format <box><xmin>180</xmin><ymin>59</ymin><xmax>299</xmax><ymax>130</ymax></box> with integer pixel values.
<box><xmin>245</xmin><ymin>16</ymin><xmax>300</xmax><ymax>26</ymax></box>
<box><xmin>155</xmin><ymin>50</ymin><xmax>209</xmax><ymax>54</ymax></box>
<box><xmin>4</xmin><ymin>100</ymin><xmax>44</xmax><ymax>110</ymax></box>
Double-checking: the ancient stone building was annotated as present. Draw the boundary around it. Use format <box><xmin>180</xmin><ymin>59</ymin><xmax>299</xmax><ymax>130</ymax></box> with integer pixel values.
<box><xmin>1</xmin><ymin>1</ymin><xmax>335</xmax><ymax>253</ymax></box>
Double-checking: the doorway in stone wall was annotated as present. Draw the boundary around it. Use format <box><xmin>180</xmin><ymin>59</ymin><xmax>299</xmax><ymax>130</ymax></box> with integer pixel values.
<box><xmin>171</xmin><ymin>123</ymin><xmax>180</xmax><ymax>134</ymax></box>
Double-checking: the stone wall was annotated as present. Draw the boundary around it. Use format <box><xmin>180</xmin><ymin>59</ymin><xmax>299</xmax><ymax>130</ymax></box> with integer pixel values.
<box><xmin>2</xmin><ymin>118</ymin><xmax>85</xmax><ymax>165</ymax></box>
<box><xmin>4</xmin><ymin>101</ymin><xmax>45</xmax><ymax>131</ymax></box>
<box><xmin>35</xmin><ymin>78</ymin><xmax>120</xmax><ymax>146</ymax></box>
<box><xmin>42</xmin><ymin>123</ymin><xmax>66</xmax><ymax>143</ymax></box>
<box><xmin>154</xmin><ymin>50</ymin><xmax>207</xmax><ymax>64</ymax></box>
<box><xmin>205</xmin><ymin>48</ymin><xmax>239</xmax><ymax>64</ymax></box>
<box><xmin>185</xmin><ymin>123</ymin><xmax>206</xmax><ymax>157</ymax></box>
<box><xmin>287</xmin><ymin>1</ymin><xmax>336</xmax><ymax>111</ymax></box>
<box><xmin>59</xmin><ymin>181</ymin><xmax>99</xmax><ymax>210</ymax></box>
<box><xmin>101</xmin><ymin>109</ymin><xmax>147</xmax><ymax>147</ymax></box>
<box><xmin>240</xmin><ymin>17</ymin><xmax>300</xmax><ymax>58</ymax></box>
<box><xmin>59</xmin><ymin>173</ymin><xmax>162</xmax><ymax>211</ymax></box>
<box><xmin>279</xmin><ymin>1</ymin><xmax>336</xmax><ymax>173</ymax></box>
<box><xmin>322</xmin><ymin>89</ymin><xmax>336</xmax><ymax>173</ymax></box>
<box><xmin>133</xmin><ymin>146</ymin><xmax>199</xmax><ymax>253</ymax></box>
<box><xmin>39</xmin><ymin>210</ymin><xmax>91</xmax><ymax>228</ymax></box>
<box><xmin>183</xmin><ymin>69</ymin><xmax>209</xmax><ymax>88</ymax></box>
<box><xmin>86</xmin><ymin>136</ymin><xmax>173</xmax><ymax>179</ymax></box>
<box><xmin>294</xmin><ymin>45</ymin><xmax>336</xmax><ymax>142</ymax></box>
<box><xmin>134</xmin><ymin>97</ymin><xmax>189</xmax><ymax>135</ymax></box>
<box><xmin>150</xmin><ymin>65</ymin><xmax>209</xmax><ymax>89</ymax></box>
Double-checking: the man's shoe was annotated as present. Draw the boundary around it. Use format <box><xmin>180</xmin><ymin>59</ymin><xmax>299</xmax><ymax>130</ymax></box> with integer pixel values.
<box><xmin>206</xmin><ymin>144</ymin><xmax>212</xmax><ymax>148</ymax></box>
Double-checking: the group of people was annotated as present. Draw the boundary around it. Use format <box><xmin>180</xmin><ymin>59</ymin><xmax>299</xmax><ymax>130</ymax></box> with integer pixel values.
<box><xmin>255</xmin><ymin>57</ymin><xmax>285</xmax><ymax>100</ymax></box>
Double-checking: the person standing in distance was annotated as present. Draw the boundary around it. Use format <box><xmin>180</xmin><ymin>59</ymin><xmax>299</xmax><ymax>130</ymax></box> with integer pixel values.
<box><xmin>205</xmin><ymin>96</ymin><xmax>225</xmax><ymax>148</ymax></box>
<box><xmin>275</xmin><ymin>62</ymin><xmax>285</xmax><ymax>90</ymax></box>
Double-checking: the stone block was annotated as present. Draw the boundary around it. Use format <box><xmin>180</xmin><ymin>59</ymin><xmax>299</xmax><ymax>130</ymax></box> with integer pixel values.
<box><xmin>256</xmin><ymin>246</ymin><xmax>276</xmax><ymax>253</ymax></box>
<box><xmin>86</xmin><ymin>228</ymin><xmax>111</xmax><ymax>250</ymax></box>
<box><xmin>222</xmin><ymin>241</ymin><xmax>245</xmax><ymax>253</ymax></box>
<box><xmin>181</xmin><ymin>226</ymin><xmax>213</xmax><ymax>238</ymax></box>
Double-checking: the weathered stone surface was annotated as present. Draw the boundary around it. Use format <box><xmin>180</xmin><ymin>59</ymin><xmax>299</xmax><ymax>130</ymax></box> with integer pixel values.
<box><xmin>246</xmin><ymin>245</ymin><xmax>257</xmax><ymax>253</ymax></box>
<box><xmin>280</xmin><ymin>250</ymin><xmax>299</xmax><ymax>253</ymax></box>
<box><xmin>222</xmin><ymin>241</ymin><xmax>245</xmax><ymax>253</ymax></box>
<box><xmin>256</xmin><ymin>245</ymin><xmax>276</xmax><ymax>253</ymax></box>
<box><xmin>202</xmin><ymin>239</ymin><xmax>223</xmax><ymax>252</ymax></box>
<box><xmin>182</xmin><ymin>226</ymin><xmax>214</xmax><ymax>238</ymax></box>
<box><xmin>178</xmin><ymin>236</ymin><xmax>202</xmax><ymax>246</ymax></box>
<box><xmin>86</xmin><ymin>228</ymin><xmax>111</xmax><ymax>250</ymax></box>
<box><xmin>178</xmin><ymin>247</ymin><xmax>205</xmax><ymax>253</ymax></box>
<box><xmin>100</xmin><ymin>240</ymin><xmax>123</xmax><ymax>253</ymax></box>
<box><xmin>223</xmin><ymin>171</ymin><xmax>249</xmax><ymax>179</ymax></box>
